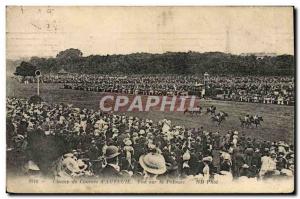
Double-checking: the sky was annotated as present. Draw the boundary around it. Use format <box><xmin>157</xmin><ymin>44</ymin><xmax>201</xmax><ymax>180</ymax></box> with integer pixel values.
<box><xmin>6</xmin><ymin>6</ymin><xmax>294</xmax><ymax>59</ymax></box>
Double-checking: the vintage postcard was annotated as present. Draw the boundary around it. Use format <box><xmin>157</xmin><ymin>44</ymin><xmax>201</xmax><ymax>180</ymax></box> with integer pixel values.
<box><xmin>6</xmin><ymin>6</ymin><xmax>295</xmax><ymax>193</ymax></box>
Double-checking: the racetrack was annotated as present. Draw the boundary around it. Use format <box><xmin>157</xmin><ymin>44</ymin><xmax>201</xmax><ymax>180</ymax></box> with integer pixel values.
<box><xmin>7</xmin><ymin>77</ymin><xmax>295</xmax><ymax>143</ymax></box>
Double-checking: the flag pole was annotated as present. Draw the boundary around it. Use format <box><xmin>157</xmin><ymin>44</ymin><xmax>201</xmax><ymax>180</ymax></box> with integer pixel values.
<box><xmin>37</xmin><ymin>76</ymin><xmax>40</xmax><ymax>96</ymax></box>
<box><xmin>35</xmin><ymin>70</ymin><xmax>41</xmax><ymax>96</ymax></box>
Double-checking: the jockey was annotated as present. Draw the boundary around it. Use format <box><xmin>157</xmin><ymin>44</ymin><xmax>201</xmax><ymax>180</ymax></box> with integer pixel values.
<box><xmin>219</xmin><ymin>111</ymin><xmax>224</xmax><ymax>117</ymax></box>
<box><xmin>253</xmin><ymin>114</ymin><xmax>258</xmax><ymax>120</ymax></box>
<box><xmin>244</xmin><ymin>114</ymin><xmax>250</xmax><ymax>122</ymax></box>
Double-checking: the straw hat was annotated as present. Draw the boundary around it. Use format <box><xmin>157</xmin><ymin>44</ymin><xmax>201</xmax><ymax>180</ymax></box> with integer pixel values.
<box><xmin>26</xmin><ymin>160</ymin><xmax>40</xmax><ymax>171</ymax></box>
<box><xmin>279</xmin><ymin>142</ymin><xmax>289</xmax><ymax>147</ymax></box>
<box><xmin>148</xmin><ymin>143</ymin><xmax>156</xmax><ymax>149</ymax></box>
<box><xmin>203</xmin><ymin>156</ymin><xmax>213</xmax><ymax>162</ymax></box>
<box><xmin>132</xmin><ymin>132</ymin><xmax>139</xmax><ymax>137</ymax></box>
<box><xmin>139</xmin><ymin>153</ymin><xmax>167</xmax><ymax>175</ymax></box>
<box><xmin>63</xmin><ymin>153</ymin><xmax>75</xmax><ymax>159</ymax></box>
<box><xmin>112</xmin><ymin>128</ymin><xmax>119</xmax><ymax>133</ymax></box>
<box><xmin>241</xmin><ymin>164</ymin><xmax>249</xmax><ymax>169</ymax></box>
<box><xmin>13</xmin><ymin>134</ymin><xmax>25</xmax><ymax>143</ymax></box>
<box><xmin>281</xmin><ymin>169</ymin><xmax>293</xmax><ymax>177</ymax></box>
<box><xmin>273</xmin><ymin>170</ymin><xmax>281</xmax><ymax>176</ymax></box>
<box><xmin>124</xmin><ymin>139</ymin><xmax>132</xmax><ymax>146</ymax></box>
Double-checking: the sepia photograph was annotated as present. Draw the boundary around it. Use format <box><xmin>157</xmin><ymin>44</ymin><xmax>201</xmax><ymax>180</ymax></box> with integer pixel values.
<box><xmin>5</xmin><ymin>6</ymin><xmax>295</xmax><ymax>194</ymax></box>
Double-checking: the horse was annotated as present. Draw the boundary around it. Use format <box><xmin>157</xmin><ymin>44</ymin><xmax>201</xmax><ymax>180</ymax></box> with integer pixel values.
<box><xmin>206</xmin><ymin>106</ymin><xmax>216</xmax><ymax>115</ymax></box>
<box><xmin>240</xmin><ymin>115</ymin><xmax>263</xmax><ymax>128</ymax></box>
<box><xmin>211</xmin><ymin>113</ymin><xmax>228</xmax><ymax>126</ymax></box>
<box><xmin>250</xmin><ymin>116</ymin><xmax>263</xmax><ymax>127</ymax></box>
<box><xmin>215</xmin><ymin>111</ymin><xmax>229</xmax><ymax>118</ymax></box>
<box><xmin>239</xmin><ymin>117</ymin><xmax>251</xmax><ymax>128</ymax></box>
<box><xmin>184</xmin><ymin>106</ymin><xmax>202</xmax><ymax>116</ymax></box>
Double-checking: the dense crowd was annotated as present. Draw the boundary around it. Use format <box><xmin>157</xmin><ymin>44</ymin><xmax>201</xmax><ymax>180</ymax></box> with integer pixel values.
<box><xmin>7</xmin><ymin>97</ymin><xmax>294</xmax><ymax>182</ymax></box>
<box><xmin>18</xmin><ymin>74</ymin><xmax>294</xmax><ymax>105</ymax></box>
<box><xmin>207</xmin><ymin>76</ymin><xmax>294</xmax><ymax>105</ymax></box>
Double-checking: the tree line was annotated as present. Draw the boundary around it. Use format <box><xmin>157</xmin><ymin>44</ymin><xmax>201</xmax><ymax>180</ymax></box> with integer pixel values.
<box><xmin>14</xmin><ymin>48</ymin><xmax>294</xmax><ymax>77</ymax></box>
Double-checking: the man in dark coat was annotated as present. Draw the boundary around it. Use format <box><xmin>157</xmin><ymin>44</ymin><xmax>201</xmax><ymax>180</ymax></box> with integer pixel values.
<box><xmin>232</xmin><ymin>148</ymin><xmax>245</xmax><ymax>178</ymax></box>
<box><xmin>101</xmin><ymin>145</ymin><xmax>121</xmax><ymax>178</ymax></box>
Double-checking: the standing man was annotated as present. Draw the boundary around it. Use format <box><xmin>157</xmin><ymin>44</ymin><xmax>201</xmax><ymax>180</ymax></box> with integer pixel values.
<box><xmin>101</xmin><ymin>145</ymin><xmax>121</xmax><ymax>178</ymax></box>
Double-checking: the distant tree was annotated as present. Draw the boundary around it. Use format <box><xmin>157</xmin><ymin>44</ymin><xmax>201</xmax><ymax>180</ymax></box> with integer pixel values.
<box><xmin>14</xmin><ymin>61</ymin><xmax>37</xmax><ymax>77</ymax></box>
<box><xmin>13</xmin><ymin>50</ymin><xmax>294</xmax><ymax>76</ymax></box>
<box><xmin>56</xmin><ymin>48</ymin><xmax>83</xmax><ymax>61</ymax></box>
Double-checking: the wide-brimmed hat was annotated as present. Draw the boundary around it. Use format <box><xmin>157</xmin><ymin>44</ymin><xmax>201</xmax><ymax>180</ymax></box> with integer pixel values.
<box><xmin>203</xmin><ymin>156</ymin><xmax>213</xmax><ymax>162</ymax></box>
<box><xmin>223</xmin><ymin>153</ymin><xmax>231</xmax><ymax>160</ymax></box>
<box><xmin>241</xmin><ymin>164</ymin><xmax>249</xmax><ymax>169</ymax></box>
<box><xmin>63</xmin><ymin>153</ymin><xmax>75</xmax><ymax>159</ymax></box>
<box><xmin>104</xmin><ymin>145</ymin><xmax>120</xmax><ymax>159</ymax></box>
<box><xmin>112</xmin><ymin>128</ymin><xmax>119</xmax><ymax>133</ymax></box>
<box><xmin>13</xmin><ymin>134</ymin><xmax>25</xmax><ymax>143</ymax></box>
<box><xmin>279</xmin><ymin>142</ymin><xmax>289</xmax><ymax>147</ymax></box>
<box><xmin>26</xmin><ymin>160</ymin><xmax>40</xmax><ymax>171</ymax></box>
<box><xmin>281</xmin><ymin>169</ymin><xmax>293</xmax><ymax>177</ymax></box>
<box><xmin>124</xmin><ymin>139</ymin><xmax>132</xmax><ymax>146</ymax></box>
<box><xmin>148</xmin><ymin>143</ymin><xmax>156</xmax><ymax>149</ymax></box>
<box><xmin>273</xmin><ymin>170</ymin><xmax>281</xmax><ymax>176</ymax></box>
<box><xmin>139</xmin><ymin>153</ymin><xmax>167</xmax><ymax>175</ymax></box>
<box><xmin>146</xmin><ymin>132</ymin><xmax>153</xmax><ymax>137</ymax></box>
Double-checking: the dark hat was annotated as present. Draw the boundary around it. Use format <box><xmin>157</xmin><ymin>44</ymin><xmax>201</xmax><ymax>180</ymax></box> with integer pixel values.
<box><xmin>104</xmin><ymin>145</ymin><xmax>120</xmax><ymax>159</ymax></box>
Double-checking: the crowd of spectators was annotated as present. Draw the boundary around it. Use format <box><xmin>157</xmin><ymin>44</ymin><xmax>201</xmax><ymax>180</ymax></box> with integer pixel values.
<box><xmin>7</xmin><ymin>98</ymin><xmax>294</xmax><ymax>182</ymax></box>
<box><xmin>17</xmin><ymin>74</ymin><xmax>294</xmax><ymax>105</ymax></box>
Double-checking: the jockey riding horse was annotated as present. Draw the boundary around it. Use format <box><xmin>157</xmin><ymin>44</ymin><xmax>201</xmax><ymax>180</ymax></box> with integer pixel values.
<box><xmin>211</xmin><ymin>111</ymin><xmax>228</xmax><ymax>126</ymax></box>
<box><xmin>206</xmin><ymin>105</ymin><xmax>216</xmax><ymax>115</ymax></box>
<box><xmin>250</xmin><ymin>115</ymin><xmax>264</xmax><ymax>127</ymax></box>
<box><xmin>240</xmin><ymin>114</ymin><xmax>263</xmax><ymax>128</ymax></box>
